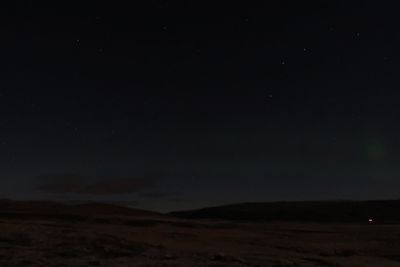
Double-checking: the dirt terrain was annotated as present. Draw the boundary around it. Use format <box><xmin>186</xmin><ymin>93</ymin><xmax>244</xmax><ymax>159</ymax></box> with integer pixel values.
<box><xmin>0</xmin><ymin>201</ymin><xmax>399</xmax><ymax>266</ymax></box>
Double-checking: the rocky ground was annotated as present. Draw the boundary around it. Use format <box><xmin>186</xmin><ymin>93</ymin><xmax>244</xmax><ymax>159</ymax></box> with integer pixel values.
<box><xmin>0</xmin><ymin>211</ymin><xmax>399</xmax><ymax>267</ymax></box>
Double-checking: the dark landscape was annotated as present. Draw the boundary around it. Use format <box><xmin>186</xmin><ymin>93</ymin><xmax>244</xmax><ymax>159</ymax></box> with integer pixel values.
<box><xmin>170</xmin><ymin>200</ymin><xmax>400</xmax><ymax>223</ymax></box>
<box><xmin>0</xmin><ymin>200</ymin><xmax>399</xmax><ymax>267</ymax></box>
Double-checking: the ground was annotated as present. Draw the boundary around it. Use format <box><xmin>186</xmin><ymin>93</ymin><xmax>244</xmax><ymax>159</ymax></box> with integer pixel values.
<box><xmin>0</xmin><ymin>211</ymin><xmax>399</xmax><ymax>267</ymax></box>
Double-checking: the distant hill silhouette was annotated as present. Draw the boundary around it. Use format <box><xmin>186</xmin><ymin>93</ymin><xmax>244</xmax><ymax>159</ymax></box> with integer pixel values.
<box><xmin>169</xmin><ymin>200</ymin><xmax>400</xmax><ymax>223</ymax></box>
<box><xmin>2</xmin><ymin>199</ymin><xmax>400</xmax><ymax>224</ymax></box>
<box><xmin>0</xmin><ymin>200</ymin><xmax>162</xmax><ymax>221</ymax></box>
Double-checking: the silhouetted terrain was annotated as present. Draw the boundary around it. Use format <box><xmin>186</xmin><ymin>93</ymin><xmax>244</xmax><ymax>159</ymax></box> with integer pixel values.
<box><xmin>0</xmin><ymin>199</ymin><xmax>162</xmax><ymax>222</ymax></box>
<box><xmin>0</xmin><ymin>200</ymin><xmax>399</xmax><ymax>266</ymax></box>
<box><xmin>169</xmin><ymin>200</ymin><xmax>400</xmax><ymax>223</ymax></box>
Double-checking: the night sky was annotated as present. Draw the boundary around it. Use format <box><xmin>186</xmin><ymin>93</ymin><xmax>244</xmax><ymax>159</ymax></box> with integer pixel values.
<box><xmin>1</xmin><ymin>1</ymin><xmax>400</xmax><ymax>211</ymax></box>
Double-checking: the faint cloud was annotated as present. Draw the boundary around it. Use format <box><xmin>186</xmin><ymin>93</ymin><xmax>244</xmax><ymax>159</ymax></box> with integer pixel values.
<box><xmin>138</xmin><ymin>191</ymin><xmax>180</xmax><ymax>199</ymax></box>
<box><xmin>36</xmin><ymin>173</ymin><xmax>156</xmax><ymax>195</ymax></box>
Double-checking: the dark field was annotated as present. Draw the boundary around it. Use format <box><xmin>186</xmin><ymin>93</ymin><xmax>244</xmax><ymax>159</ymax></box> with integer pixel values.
<box><xmin>0</xmin><ymin>201</ymin><xmax>399</xmax><ymax>267</ymax></box>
